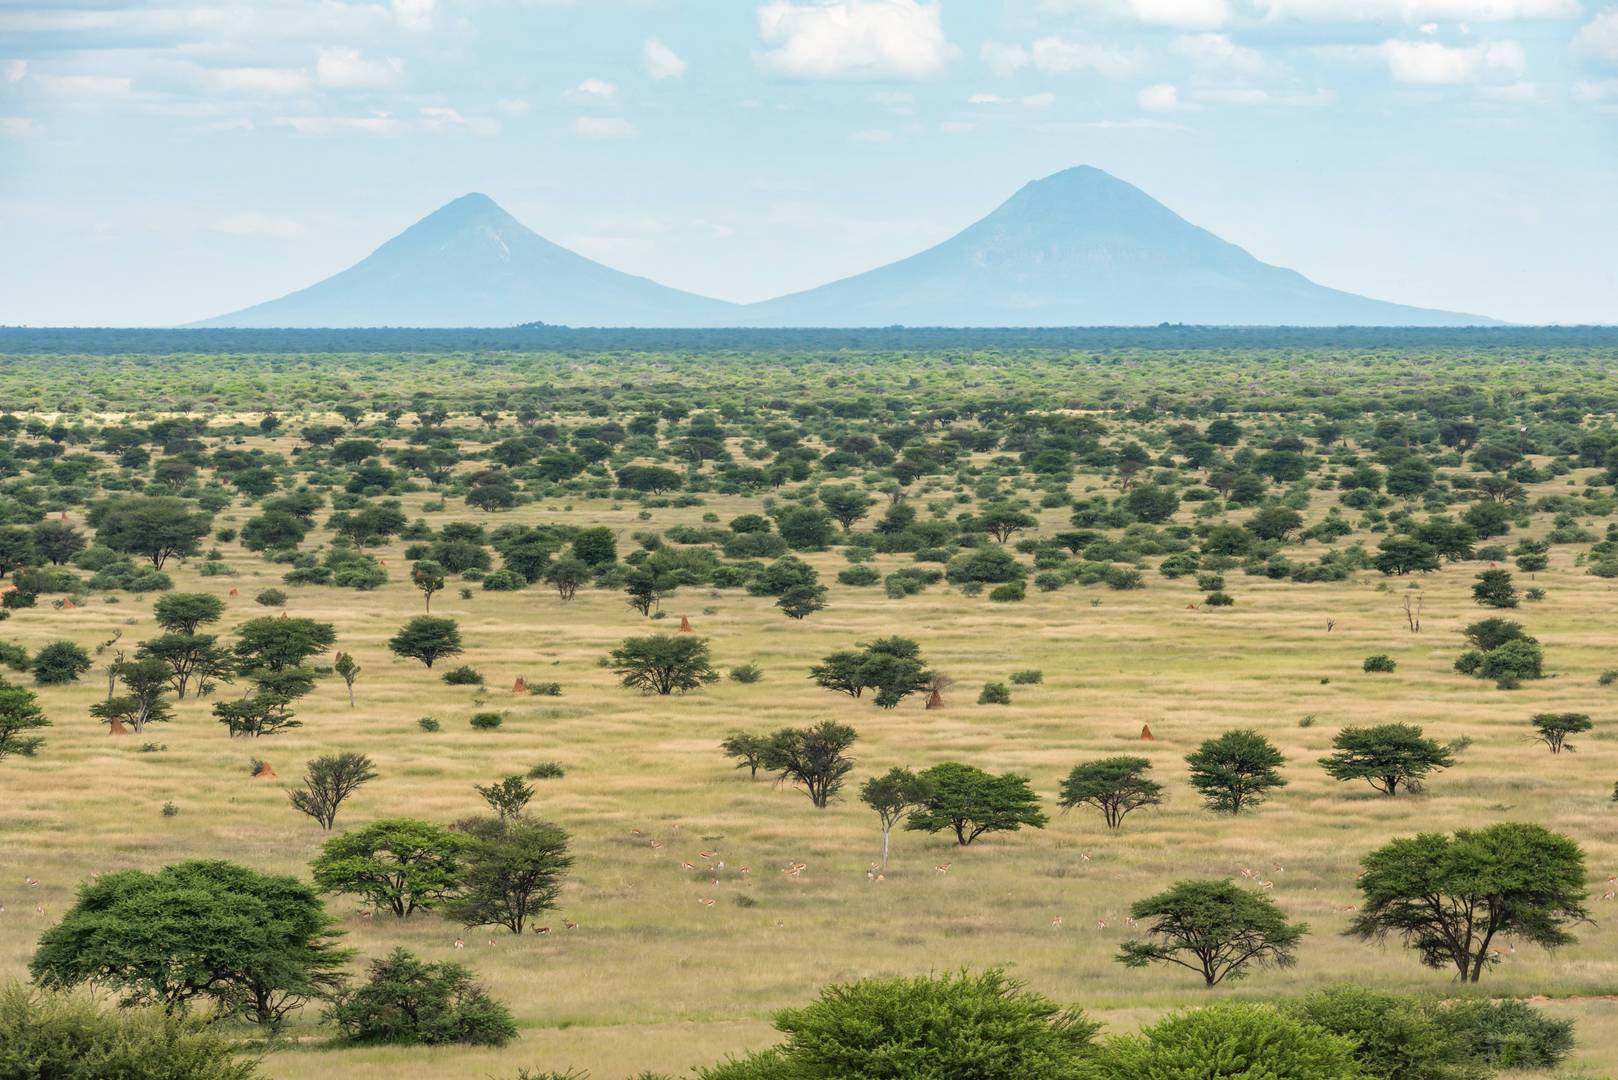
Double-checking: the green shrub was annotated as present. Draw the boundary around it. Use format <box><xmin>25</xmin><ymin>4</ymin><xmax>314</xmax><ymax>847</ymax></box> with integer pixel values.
<box><xmin>0</xmin><ymin>641</ymin><xmax>27</xmax><ymax>671</ymax></box>
<box><xmin>1101</xmin><ymin>1001</ymin><xmax>1360</xmax><ymax>1079</ymax></box>
<box><xmin>481</xmin><ymin>569</ymin><xmax>527</xmax><ymax>591</ymax></box>
<box><xmin>1437</xmin><ymin>998</ymin><xmax>1574</xmax><ymax>1070</ymax></box>
<box><xmin>528</xmin><ymin>681</ymin><xmax>562</xmax><ymax>696</ymax></box>
<box><xmin>326</xmin><ymin>948</ymin><xmax>516</xmax><ymax>1047</ymax></box>
<box><xmin>1204</xmin><ymin>591</ymin><xmax>1234</xmax><ymax>606</ymax></box>
<box><xmin>0</xmin><ymin>982</ymin><xmax>259</xmax><ymax>1080</ymax></box>
<box><xmin>417</xmin><ymin>716</ymin><xmax>441</xmax><ymax>732</ymax></box>
<box><xmin>978</xmin><ymin>682</ymin><xmax>1012</xmax><ymax>705</ymax></box>
<box><xmin>728</xmin><ymin>663</ymin><xmax>764</xmax><ymax>684</ymax></box>
<box><xmin>526</xmin><ymin>761</ymin><xmax>566</xmax><ymax>780</ymax></box>
<box><xmin>254</xmin><ymin>588</ymin><xmax>286</xmax><ymax>607</ymax></box>
<box><xmin>1284</xmin><ymin>985</ymin><xmax>1478</xmax><ymax>1080</ymax></box>
<box><xmin>988</xmin><ymin>581</ymin><xmax>1026</xmax><ymax>602</ymax></box>
<box><xmin>836</xmin><ymin>565</ymin><xmax>881</xmax><ymax>587</ymax></box>
<box><xmin>30</xmin><ymin>641</ymin><xmax>91</xmax><ymax>686</ymax></box>
<box><xmin>1009</xmin><ymin>669</ymin><xmax>1043</xmax><ymax>685</ymax></box>
<box><xmin>470</xmin><ymin>712</ymin><xmax>504</xmax><ymax>731</ymax></box>
<box><xmin>696</xmin><ymin>970</ymin><xmax>1099</xmax><ymax>1080</ymax></box>
<box><xmin>1363</xmin><ymin>654</ymin><xmax>1396</xmax><ymax>673</ymax></box>
<box><xmin>441</xmin><ymin>665</ymin><xmax>484</xmax><ymax>686</ymax></box>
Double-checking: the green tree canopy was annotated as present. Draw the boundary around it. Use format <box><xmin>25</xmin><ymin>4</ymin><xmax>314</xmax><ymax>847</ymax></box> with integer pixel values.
<box><xmin>1185</xmin><ymin>729</ymin><xmax>1286</xmax><ymax>814</ymax></box>
<box><xmin>1057</xmin><ymin>757</ymin><xmax>1164</xmax><ymax>829</ymax></box>
<box><xmin>906</xmin><ymin>762</ymin><xmax>1048</xmax><ymax>846</ymax></box>
<box><xmin>1319</xmin><ymin>723</ymin><xmax>1455</xmax><ymax>796</ymax></box>
<box><xmin>311</xmin><ymin>817</ymin><xmax>471</xmax><ymax>918</ymax></box>
<box><xmin>1117</xmin><ymin>879</ymin><xmax>1307</xmax><ymax>987</ymax></box>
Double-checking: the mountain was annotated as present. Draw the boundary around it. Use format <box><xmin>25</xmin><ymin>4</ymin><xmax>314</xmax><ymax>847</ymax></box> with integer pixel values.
<box><xmin>736</xmin><ymin>166</ymin><xmax>1495</xmax><ymax>328</ymax></box>
<box><xmin>193</xmin><ymin>193</ymin><xmax>739</xmax><ymax>328</ymax></box>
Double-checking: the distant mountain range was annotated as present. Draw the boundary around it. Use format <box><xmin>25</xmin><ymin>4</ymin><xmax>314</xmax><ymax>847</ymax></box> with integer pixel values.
<box><xmin>194</xmin><ymin>167</ymin><xmax>1496</xmax><ymax>329</ymax></box>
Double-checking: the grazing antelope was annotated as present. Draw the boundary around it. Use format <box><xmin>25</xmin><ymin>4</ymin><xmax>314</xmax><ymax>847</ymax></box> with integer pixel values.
<box><xmin>1271</xmin><ymin>864</ymin><xmax>1285</xmax><ymax>873</ymax></box>
<box><xmin>1050</xmin><ymin>916</ymin><xmax>1064</xmax><ymax>927</ymax></box>
<box><xmin>358</xmin><ymin>909</ymin><xmax>374</xmax><ymax>921</ymax></box>
<box><xmin>631</xmin><ymin>828</ymin><xmax>643</xmax><ymax>836</ymax></box>
<box><xmin>534</xmin><ymin>926</ymin><xmax>551</xmax><ymax>935</ymax></box>
<box><xmin>36</xmin><ymin>905</ymin><xmax>45</xmax><ymax>916</ymax></box>
<box><xmin>935</xmin><ymin>863</ymin><xmax>951</xmax><ymax>875</ymax></box>
<box><xmin>488</xmin><ymin>939</ymin><xmax>496</xmax><ymax>947</ymax></box>
<box><xmin>738</xmin><ymin>866</ymin><xmax>750</xmax><ymax>875</ymax></box>
<box><xmin>649</xmin><ymin>840</ymin><xmax>664</xmax><ymax>849</ymax></box>
<box><xmin>453</xmin><ymin>938</ymin><xmax>465</xmax><ymax>949</ymax></box>
<box><xmin>681</xmin><ymin>861</ymin><xmax>696</xmax><ymax>871</ymax></box>
<box><xmin>1095</xmin><ymin>920</ymin><xmax>1107</xmax><ymax>930</ymax></box>
<box><xmin>1125</xmin><ymin>916</ymin><xmax>1137</xmax><ymax>927</ymax></box>
<box><xmin>1260</xmin><ymin>880</ymin><xmax>1274</xmax><ymax>890</ymax></box>
<box><xmin>1079</xmin><ymin>852</ymin><xmax>1091</xmax><ymax>863</ymax></box>
<box><xmin>563</xmin><ymin>919</ymin><xmax>578</xmax><ymax>930</ymax></box>
<box><xmin>699</xmin><ymin>850</ymin><xmax>718</xmax><ymax>860</ymax></box>
<box><xmin>24</xmin><ymin>878</ymin><xmax>39</xmax><ymax>887</ymax></box>
<box><xmin>1602</xmin><ymin>890</ymin><xmax>1615</xmax><ymax>901</ymax></box>
<box><xmin>698</xmin><ymin>897</ymin><xmax>716</xmax><ymax>907</ymax></box>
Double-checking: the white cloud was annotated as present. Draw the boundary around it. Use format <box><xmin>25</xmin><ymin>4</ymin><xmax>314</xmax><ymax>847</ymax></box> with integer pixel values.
<box><xmin>4</xmin><ymin>60</ymin><xmax>25</xmax><ymax>82</ymax></box>
<box><xmin>850</xmin><ymin>126</ymin><xmax>894</xmax><ymax>141</ymax></box>
<box><xmin>1258</xmin><ymin>0</ymin><xmax>1579</xmax><ymax>20</ymax></box>
<box><xmin>1</xmin><ymin>116</ymin><xmax>42</xmax><ymax>137</ymax></box>
<box><xmin>420</xmin><ymin>105</ymin><xmax>497</xmax><ymax>135</ymax></box>
<box><xmin>1574</xmin><ymin>11</ymin><xmax>1618</xmax><ymax>64</ymax></box>
<box><xmin>1193</xmin><ymin>86</ymin><xmax>1336</xmax><ymax>104</ymax></box>
<box><xmin>980</xmin><ymin>40</ymin><xmax>1029</xmax><ymax>77</ymax></box>
<box><xmin>567</xmin><ymin>78</ymin><xmax>618</xmax><ymax>102</ymax></box>
<box><xmin>644</xmin><ymin>37</ymin><xmax>687</xmax><ymax>79</ymax></box>
<box><xmin>206</xmin><ymin>67</ymin><xmax>312</xmax><ymax>95</ymax></box>
<box><xmin>1127</xmin><ymin>0</ymin><xmax>1231</xmax><ymax>29</ymax></box>
<box><xmin>275</xmin><ymin>113</ymin><xmax>399</xmax><ymax>136</ymax></box>
<box><xmin>1137</xmin><ymin>82</ymin><xmax>1181</xmax><ymax>109</ymax></box>
<box><xmin>494</xmin><ymin>98</ymin><xmax>531</xmax><ymax>115</ymax></box>
<box><xmin>1031</xmin><ymin>36</ymin><xmax>1141</xmax><ymax>78</ymax></box>
<box><xmin>1171</xmin><ymin>33</ymin><xmax>1276</xmax><ymax>78</ymax></box>
<box><xmin>391</xmin><ymin>0</ymin><xmax>435</xmax><ymax>31</ymax></box>
<box><xmin>316</xmin><ymin>48</ymin><xmax>402</xmax><ymax>89</ymax></box>
<box><xmin>939</xmin><ymin>119</ymin><xmax>976</xmax><ymax>133</ymax></box>
<box><xmin>1376</xmin><ymin>38</ymin><xmax>1524</xmax><ymax>82</ymax></box>
<box><xmin>574</xmin><ymin>116</ymin><xmax>636</xmax><ymax>138</ymax></box>
<box><xmin>967</xmin><ymin>91</ymin><xmax>1056</xmax><ymax>107</ymax></box>
<box><xmin>757</xmin><ymin>0</ymin><xmax>956</xmax><ymax>79</ymax></box>
<box><xmin>1477</xmin><ymin>79</ymin><xmax>1542</xmax><ymax>99</ymax></box>
<box><xmin>214</xmin><ymin>212</ymin><xmax>304</xmax><ymax>237</ymax></box>
<box><xmin>32</xmin><ymin>74</ymin><xmax>131</xmax><ymax>99</ymax></box>
<box><xmin>1573</xmin><ymin>76</ymin><xmax>1618</xmax><ymax>99</ymax></box>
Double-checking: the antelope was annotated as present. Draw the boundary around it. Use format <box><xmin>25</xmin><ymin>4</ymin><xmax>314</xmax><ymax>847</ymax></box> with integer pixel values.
<box><xmin>24</xmin><ymin>877</ymin><xmax>39</xmax><ymax>887</ymax></box>
<box><xmin>699</xmin><ymin>850</ymin><xmax>718</xmax><ymax>860</ymax></box>
<box><xmin>1096</xmin><ymin>920</ymin><xmax>1107</xmax><ymax>930</ymax></box>
<box><xmin>1125</xmin><ymin>916</ymin><xmax>1137</xmax><ymax>927</ymax></box>
<box><xmin>1050</xmin><ymin>916</ymin><xmax>1064</xmax><ymax>927</ymax></box>
<box><xmin>935</xmin><ymin>863</ymin><xmax>951</xmax><ymax>875</ymax></box>
<box><xmin>698</xmin><ymin>897</ymin><xmax>716</xmax><ymax>907</ymax></box>
<box><xmin>358</xmin><ymin>909</ymin><xmax>374</xmax><ymax>921</ymax></box>
<box><xmin>1602</xmin><ymin>890</ymin><xmax>1615</xmax><ymax>901</ymax></box>
<box><xmin>649</xmin><ymin>840</ymin><xmax>664</xmax><ymax>849</ymax></box>
<box><xmin>1079</xmin><ymin>852</ymin><xmax>1091</xmax><ymax>863</ymax></box>
<box><xmin>681</xmin><ymin>861</ymin><xmax>696</xmax><ymax>871</ymax></box>
<box><xmin>453</xmin><ymin>938</ymin><xmax>465</xmax><ymax>949</ymax></box>
<box><xmin>535</xmin><ymin>926</ymin><xmax>551</xmax><ymax>935</ymax></box>
<box><xmin>563</xmin><ymin>920</ymin><xmax>578</xmax><ymax>930</ymax></box>
<box><xmin>1260</xmin><ymin>880</ymin><xmax>1274</xmax><ymax>890</ymax></box>
<box><xmin>1240</xmin><ymin>867</ymin><xmax>1255</xmax><ymax>879</ymax></box>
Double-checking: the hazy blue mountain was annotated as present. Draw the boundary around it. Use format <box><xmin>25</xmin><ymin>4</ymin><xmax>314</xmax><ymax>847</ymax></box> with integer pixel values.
<box><xmin>737</xmin><ymin>166</ymin><xmax>1495</xmax><ymax>327</ymax></box>
<box><xmin>194</xmin><ymin>193</ymin><xmax>739</xmax><ymax>328</ymax></box>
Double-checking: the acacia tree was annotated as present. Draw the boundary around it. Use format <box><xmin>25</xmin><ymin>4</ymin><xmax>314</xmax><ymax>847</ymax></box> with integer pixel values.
<box><xmin>288</xmin><ymin>752</ymin><xmax>378</xmax><ymax>830</ymax></box>
<box><xmin>91</xmin><ymin>496</ymin><xmax>212</xmax><ymax>569</ymax></box>
<box><xmin>443</xmin><ymin>815</ymin><xmax>572</xmax><ymax>935</ymax></box>
<box><xmin>411</xmin><ymin>560</ymin><xmax>447</xmax><ymax>613</ymax></box>
<box><xmin>136</xmin><ymin>633</ymin><xmax>233</xmax><ymax>699</ymax></box>
<box><xmin>30</xmin><ymin>860</ymin><xmax>349</xmax><ymax>1029</ymax></box>
<box><xmin>1057</xmin><ymin>757</ymin><xmax>1164</xmax><ymax>829</ymax></box>
<box><xmin>333</xmin><ymin>651</ymin><xmax>360</xmax><ymax>706</ymax></box>
<box><xmin>1118</xmin><ymin>879</ymin><xmax>1307</xmax><ymax>987</ymax></box>
<box><xmin>721</xmin><ymin>732</ymin><xmax>769</xmax><ymax>779</ymax></box>
<box><xmin>809</xmin><ymin>637</ymin><xmax>931</xmax><ymax>708</ymax></box>
<box><xmin>387</xmin><ymin>616</ymin><xmax>463</xmax><ymax>669</ymax></box>
<box><xmin>906</xmin><ymin>762</ymin><xmax>1048</xmax><ymax>846</ymax></box>
<box><xmin>818</xmin><ymin>485</ymin><xmax>876</xmax><ymax>530</ymax></box>
<box><xmin>311</xmin><ymin>818</ymin><xmax>470</xmax><ymax>918</ymax></box>
<box><xmin>153</xmin><ymin>592</ymin><xmax>225</xmax><ymax>635</ymax></box>
<box><xmin>475</xmin><ymin>776</ymin><xmax>534</xmax><ymax>823</ymax></box>
<box><xmin>545</xmin><ymin>555</ymin><xmax>589</xmax><ymax>601</ymax></box>
<box><xmin>1348</xmin><ymin>823</ymin><xmax>1589</xmax><ymax>983</ymax></box>
<box><xmin>1530</xmin><ymin>713</ymin><xmax>1592</xmax><ymax>754</ymax></box>
<box><xmin>860</xmin><ymin>767</ymin><xmax>931</xmax><ymax>870</ymax></box>
<box><xmin>607</xmin><ymin>634</ymin><xmax>719</xmax><ymax>695</ymax></box>
<box><xmin>0</xmin><ymin>677</ymin><xmax>50</xmax><ymax>761</ymax></box>
<box><xmin>1185</xmin><ymin>729</ymin><xmax>1286</xmax><ymax>814</ymax></box>
<box><xmin>761</xmin><ymin>721</ymin><xmax>858</xmax><ymax>808</ymax></box>
<box><xmin>1319</xmin><ymin>724</ymin><xmax>1455</xmax><ymax>796</ymax></box>
<box><xmin>89</xmin><ymin>658</ymin><xmax>173</xmax><ymax>734</ymax></box>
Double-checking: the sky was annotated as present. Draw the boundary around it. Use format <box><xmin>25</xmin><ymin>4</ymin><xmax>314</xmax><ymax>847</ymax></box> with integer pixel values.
<box><xmin>1</xmin><ymin>0</ymin><xmax>1615</xmax><ymax>327</ymax></box>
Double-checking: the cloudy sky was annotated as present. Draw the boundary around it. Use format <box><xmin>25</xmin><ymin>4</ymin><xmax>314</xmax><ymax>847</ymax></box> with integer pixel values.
<box><xmin>2</xmin><ymin>0</ymin><xmax>1615</xmax><ymax>326</ymax></box>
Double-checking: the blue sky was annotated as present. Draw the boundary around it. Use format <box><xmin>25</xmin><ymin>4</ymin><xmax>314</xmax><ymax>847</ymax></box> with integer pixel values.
<box><xmin>2</xmin><ymin>0</ymin><xmax>1615</xmax><ymax>326</ymax></box>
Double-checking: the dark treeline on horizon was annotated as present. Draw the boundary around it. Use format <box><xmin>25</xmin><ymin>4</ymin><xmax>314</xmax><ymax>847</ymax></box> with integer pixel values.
<box><xmin>2</xmin><ymin>324</ymin><xmax>1616</xmax><ymax>357</ymax></box>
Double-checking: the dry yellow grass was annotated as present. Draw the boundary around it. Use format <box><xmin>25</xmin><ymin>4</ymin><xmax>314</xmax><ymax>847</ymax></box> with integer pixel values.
<box><xmin>3</xmin><ymin>483</ymin><xmax>1617</xmax><ymax>1078</ymax></box>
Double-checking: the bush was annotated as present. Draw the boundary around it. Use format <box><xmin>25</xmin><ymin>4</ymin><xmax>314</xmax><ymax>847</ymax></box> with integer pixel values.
<box><xmin>0</xmin><ymin>641</ymin><xmax>27</xmax><ymax>671</ymax></box>
<box><xmin>470</xmin><ymin>712</ymin><xmax>504</xmax><ymax>731</ymax></box>
<box><xmin>1009</xmin><ymin>669</ymin><xmax>1043</xmax><ymax>685</ymax></box>
<box><xmin>1284</xmin><ymin>985</ymin><xmax>1475</xmax><ymax>1080</ymax></box>
<box><xmin>836</xmin><ymin>564</ymin><xmax>882</xmax><ymax>587</ymax></box>
<box><xmin>988</xmin><ymin>581</ymin><xmax>1025</xmax><ymax>602</ymax></box>
<box><xmin>326</xmin><ymin>948</ymin><xmax>517</xmax><ymax>1047</ymax></box>
<box><xmin>0</xmin><ymin>981</ymin><xmax>259</xmax><ymax>1080</ymax></box>
<box><xmin>1437</xmin><ymin>998</ymin><xmax>1574</xmax><ymax>1069</ymax></box>
<box><xmin>528</xmin><ymin>681</ymin><xmax>562</xmax><ymax>696</ymax></box>
<box><xmin>30</xmin><ymin>641</ymin><xmax>91</xmax><ymax>686</ymax></box>
<box><xmin>481</xmin><ymin>569</ymin><xmax>527</xmax><ymax>591</ymax></box>
<box><xmin>254</xmin><ymin>588</ymin><xmax>287</xmax><ymax>607</ymax></box>
<box><xmin>526</xmin><ymin>761</ymin><xmax>566</xmax><ymax>780</ymax></box>
<box><xmin>441</xmin><ymin>665</ymin><xmax>484</xmax><ymax>686</ymax></box>
<box><xmin>1101</xmin><ymin>1001</ymin><xmax>1361</xmax><ymax>1079</ymax></box>
<box><xmin>1363</xmin><ymin>654</ymin><xmax>1397</xmax><ymax>673</ymax></box>
<box><xmin>978</xmin><ymin>682</ymin><xmax>1012</xmax><ymax>705</ymax></box>
<box><xmin>696</xmin><ymin>969</ymin><xmax>1099</xmax><ymax>1080</ymax></box>
<box><xmin>1204</xmin><ymin>591</ymin><xmax>1234</xmax><ymax>606</ymax></box>
<box><xmin>728</xmin><ymin>663</ymin><xmax>764</xmax><ymax>684</ymax></box>
<box><xmin>417</xmin><ymin>716</ymin><xmax>441</xmax><ymax>732</ymax></box>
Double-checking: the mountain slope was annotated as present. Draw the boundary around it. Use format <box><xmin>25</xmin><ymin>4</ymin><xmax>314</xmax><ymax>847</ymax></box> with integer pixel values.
<box><xmin>194</xmin><ymin>193</ymin><xmax>739</xmax><ymax>328</ymax></box>
<box><xmin>738</xmin><ymin>166</ymin><xmax>1494</xmax><ymax>328</ymax></box>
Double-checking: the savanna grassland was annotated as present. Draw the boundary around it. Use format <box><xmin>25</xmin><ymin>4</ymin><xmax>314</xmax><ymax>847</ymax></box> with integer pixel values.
<box><xmin>1</xmin><ymin>332</ymin><xmax>1617</xmax><ymax>1078</ymax></box>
